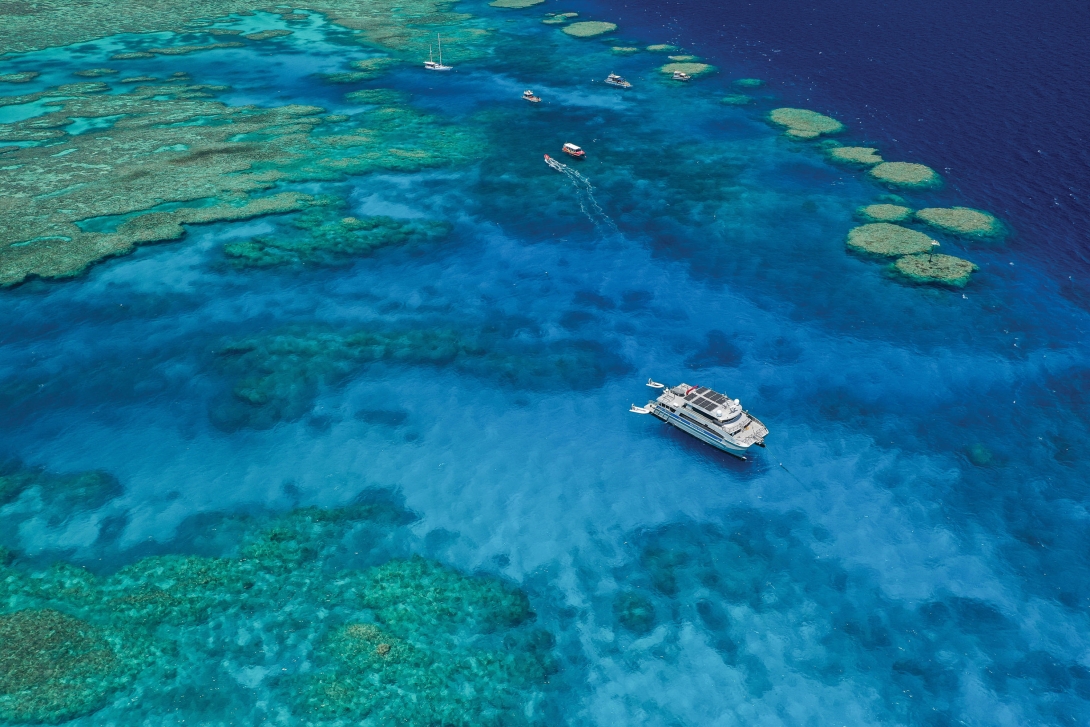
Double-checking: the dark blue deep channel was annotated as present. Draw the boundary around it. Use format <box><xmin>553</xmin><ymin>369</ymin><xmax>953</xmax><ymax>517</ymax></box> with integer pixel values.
<box><xmin>0</xmin><ymin>0</ymin><xmax>1089</xmax><ymax>724</ymax></box>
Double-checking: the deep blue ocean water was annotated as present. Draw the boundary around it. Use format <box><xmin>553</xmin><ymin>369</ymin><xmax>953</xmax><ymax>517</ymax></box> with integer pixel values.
<box><xmin>1</xmin><ymin>1</ymin><xmax>1089</xmax><ymax>724</ymax></box>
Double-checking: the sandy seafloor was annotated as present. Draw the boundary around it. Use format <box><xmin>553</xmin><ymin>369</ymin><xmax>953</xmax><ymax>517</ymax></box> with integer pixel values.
<box><xmin>1</xmin><ymin>2</ymin><xmax>1090</xmax><ymax>725</ymax></box>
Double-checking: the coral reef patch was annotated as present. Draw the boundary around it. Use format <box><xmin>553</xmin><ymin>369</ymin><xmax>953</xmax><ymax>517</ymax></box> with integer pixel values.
<box><xmin>73</xmin><ymin>68</ymin><xmax>118</xmax><ymax>77</ymax></box>
<box><xmin>0</xmin><ymin>79</ymin><xmax>471</xmax><ymax>286</ymax></box>
<box><xmin>645</xmin><ymin>44</ymin><xmax>677</xmax><ymax>52</ymax></box>
<box><xmin>0</xmin><ymin>497</ymin><xmax>556</xmax><ymax>725</ymax></box>
<box><xmin>768</xmin><ymin>108</ymin><xmax>844</xmax><ymax>139</ymax></box>
<box><xmin>893</xmin><ymin>253</ymin><xmax>978</xmax><ymax>287</ymax></box>
<box><xmin>561</xmin><ymin>21</ymin><xmax>617</xmax><ymax>37</ymax></box>
<box><xmin>611</xmin><ymin>46</ymin><xmax>639</xmax><ymax>54</ymax></box>
<box><xmin>659</xmin><ymin>62</ymin><xmax>715</xmax><ymax>78</ymax></box>
<box><xmin>846</xmin><ymin>223</ymin><xmax>937</xmax><ymax>256</ymax></box>
<box><xmin>242</xmin><ymin>29</ymin><xmax>293</xmax><ymax>40</ymax></box>
<box><xmin>721</xmin><ymin>93</ymin><xmax>751</xmax><ymax>105</ymax></box>
<box><xmin>222</xmin><ymin>200</ymin><xmax>451</xmax><ymax>268</ymax></box>
<box><xmin>733</xmin><ymin>77</ymin><xmax>763</xmax><ymax>88</ymax></box>
<box><xmin>856</xmin><ymin>203</ymin><xmax>913</xmax><ymax>223</ymax></box>
<box><xmin>490</xmin><ymin>0</ymin><xmax>545</xmax><ymax>8</ymax></box>
<box><xmin>915</xmin><ymin>206</ymin><xmax>1005</xmax><ymax>239</ymax></box>
<box><xmin>0</xmin><ymin>72</ymin><xmax>39</xmax><ymax>83</ymax></box>
<box><xmin>826</xmin><ymin>146</ymin><xmax>883</xmax><ymax>166</ymax></box>
<box><xmin>209</xmin><ymin>325</ymin><xmax>626</xmax><ymax>430</ymax></box>
<box><xmin>868</xmin><ymin>161</ymin><xmax>942</xmax><ymax>189</ymax></box>
<box><xmin>0</xmin><ymin>609</ymin><xmax>130</xmax><ymax>724</ymax></box>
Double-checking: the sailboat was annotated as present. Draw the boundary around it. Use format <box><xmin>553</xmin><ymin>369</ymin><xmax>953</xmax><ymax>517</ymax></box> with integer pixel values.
<box><xmin>424</xmin><ymin>33</ymin><xmax>452</xmax><ymax>71</ymax></box>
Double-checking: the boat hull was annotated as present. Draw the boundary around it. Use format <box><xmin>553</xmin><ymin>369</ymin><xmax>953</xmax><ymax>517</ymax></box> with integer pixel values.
<box><xmin>650</xmin><ymin>403</ymin><xmax>750</xmax><ymax>458</ymax></box>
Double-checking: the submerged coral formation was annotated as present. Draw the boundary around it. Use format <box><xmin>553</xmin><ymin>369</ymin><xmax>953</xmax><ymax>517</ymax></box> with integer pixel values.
<box><xmin>611</xmin><ymin>46</ymin><xmax>639</xmax><ymax>54</ymax></box>
<box><xmin>223</xmin><ymin>202</ymin><xmax>451</xmax><ymax>268</ymax></box>
<box><xmin>561</xmin><ymin>21</ymin><xmax>617</xmax><ymax>37</ymax></box>
<box><xmin>490</xmin><ymin>0</ymin><xmax>544</xmax><ymax>7</ymax></box>
<box><xmin>659</xmin><ymin>62</ymin><xmax>715</xmax><ymax>78</ymax></box>
<box><xmin>73</xmin><ymin>68</ymin><xmax>118</xmax><ymax>77</ymax></box>
<box><xmin>210</xmin><ymin>325</ymin><xmax>625</xmax><ymax>430</ymax></box>
<box><xmin>856</xmin><ymin>203</ymin><xmax>913</xmax><ymax>223</ymax></box>
<box><xmin>721</xmin><ymin>93</ymin><xmax>752</xmax><ymax>105</ymax></box>
<box><xmin>846</xmin><ymin>223</ymin><xmax>937</xmax><ymax>256</ymax></box>
<box><xmin>0</xmin><ymin>78</ymin><xmax>471</xmax><ymax>286</ymax></box>
<box><xmin>915</xmin><ymin>206</ymin><xmax>1005</xmax><ymax>239</ymax></box>
<box><xmin>0</xmin><ymin>71</ymin><xmax>38</xmax><ymax>83</ymax></box>
<box><xmin>0</xmin><ymin>609</ymin><xmax>130</xmax><ymax>724</ymax></box>
<box><xmin>645</xmin><ymin>44</ymin><xmax>677</xmax><ymax>52</ymax></box>
<box><xmin>768</xmin><ymin>108</ymin><xmax>844</xmax><ymax>139</ymax></box>
<box><xmin>668</xmin><ymin>54</ymin><xmax>698</xmax><ymax>61</ymax></box>
<box><xmin>868</xmin><ymin>161</ymin><xmax>942</xmax><ymax>189</ymax></box>
<box><xmin>893</xmin><ymin>253</ymin><xmax>978</xmax><ymax>286</ymax></box>
<box><xmin>0</xmin><ymin>461</ymin><xmax>121</xmax><ymax>515</ymax></box>
<box><xmin>733</xmin><ymin>77</ymin><xmax>763</xmax><ymax>88</ymax></box>
<box><xmin>0</xmin><ymin>498</ymin><xmax>555</xmax><ymax>725</ymax></box>
<box><xmin>613</xmin><ymin>591</ymin><xmax>655</xmax><ymax>634</ymax></box>
<box><xmin>827</xmin><ymin>146</ymin><xmax>883</xmax><ymax>166</ymax></box>
<box><xmin>242</xmin><ymin>29</ymin><xmax>293</xmax><ymax>40</ymax></box>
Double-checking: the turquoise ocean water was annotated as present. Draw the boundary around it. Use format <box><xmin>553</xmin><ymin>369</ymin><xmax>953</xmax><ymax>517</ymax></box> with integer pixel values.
<box><xmin>2</xmin><ymin>4</ymin><xmax>1089</xmax><ymax>725</ymax></box>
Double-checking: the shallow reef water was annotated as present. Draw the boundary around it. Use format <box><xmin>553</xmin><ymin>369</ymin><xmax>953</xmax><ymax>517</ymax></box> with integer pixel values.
<box><xmin>0</xmin><ymin>0</ymin><xmax>1089</xmax><ymax>725</ymax></box>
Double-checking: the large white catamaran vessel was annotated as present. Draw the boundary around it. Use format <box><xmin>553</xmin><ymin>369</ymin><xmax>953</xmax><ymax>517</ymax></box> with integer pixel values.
<box><xmin>631</xmin><ymin>380</ymin><xmax>768</xmax><ymax>458</ymax></box>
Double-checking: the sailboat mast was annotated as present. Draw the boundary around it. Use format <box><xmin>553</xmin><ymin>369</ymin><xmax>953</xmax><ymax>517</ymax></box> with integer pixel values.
<box><xmin>437</xmin><ymin>33</ymin><xmax>442</xmax><ymax>66</ymax></box>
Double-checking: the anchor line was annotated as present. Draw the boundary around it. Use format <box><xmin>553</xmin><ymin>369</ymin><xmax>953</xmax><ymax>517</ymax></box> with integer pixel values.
<box><xmin>544</xmin><ymin>157</ymin><xmax>618</xmax><ymax>234</ymax></box>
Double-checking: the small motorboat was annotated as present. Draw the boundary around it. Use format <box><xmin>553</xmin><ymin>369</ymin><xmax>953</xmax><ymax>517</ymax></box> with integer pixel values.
<box><xmin>672</xmin><ymin>71</ymin><xmax>691</xmax><ymax>81</ymax></box>
<box><xmin>604</xmin><ymin>73</ymin><xmax>632</xmax><ymax>88</ymax></box>
<box><xmin>523</xmin><ymin>89</ymin><xmax>541</xmax><ymax>103</ymax></box>
<box><xmin>561</xmin><ymin>142</ymin><xmax>585</xmax><ymax>159</ymax></box>
<box><xmin>424</xmin><ymin>33</ymin><xmax>452</xmax><ymax>71</ymax></box>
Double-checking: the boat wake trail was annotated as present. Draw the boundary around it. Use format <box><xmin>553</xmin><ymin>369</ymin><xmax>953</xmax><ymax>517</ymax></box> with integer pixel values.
<box><xmin>544</xmin><ymin>155</ymin><xmax>618</xmax><ymax>234</ymax></box>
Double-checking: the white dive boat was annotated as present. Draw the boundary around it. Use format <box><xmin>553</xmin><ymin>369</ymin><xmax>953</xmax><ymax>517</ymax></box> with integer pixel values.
<box><xmin>523</xmin><ymin>89</ymin><xmax>541</xmax><ymax>102</ymax></box>
<box><xmin>604</xmin><ymin>73</ymin><xmax>632</xmax><ymax>88</ymax></box>
<box><xmin>631</xmin><ymin>379</ymin><xmax>768</xmax><ymax>458</ymax></box>
<box><xmin>672</xmin><ymin>71</ymin><xmax>691</xmax><ymax>81</ymax></box>
<box><xmin>424</xmin><ymin>33</ymin><xmax>452</xmax><ymax>71</ymax></box>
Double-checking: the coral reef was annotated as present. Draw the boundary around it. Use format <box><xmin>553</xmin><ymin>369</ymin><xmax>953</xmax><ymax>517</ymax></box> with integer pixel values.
<box><xmin>659</xmin><ymin>62</ymin><xmax>715</xmax><ymax>78</ymax></box>
<box><xmin>846</xmin><ymin>223</ymin><xmax>937</xmax><ymax>256</ymax></box>
<box><xmin>0</xmin><ymin>71</ymin><xmax>38</xmax><ymax>83</ymax></box>
<box><xmin>0</xmin><ymin>461</ymin><xmax>121</xmax><ymax>515</ymax></box>
<box><xmin>111</xmin><ymin>42</ymin><xmax>245</xmax><ymax>60</ymax></box>
<box><xmin>222</xmin><ymin>201</ymin><xmax>451</xmax><ymax>268</ymax></box>
<box><xmin>868</xmin><ymin>161</ymin><xmax>942</xmax><ymax>189</ymax></box>
<box><xmin>73</xmin><ymin>68</ymin><xmax>118</xmax><ymax>77</ymax></box>
<box><xmin>0</xmin><ymin>79</ymin><xmax>471</xmax><ymax>286</ymax></box>
<box><xmin>613</xmin><ymin>591</ymin><xmax>655</xmax><ymax>634</ymax></box>
<box><xmin>721</xmin><ymin>93</ymin><xmax>752</xmax><ymax>105</ymax></box>
<box><xmin>611</xmin><ymin>46</ymin><xmax>639</xmax><ymax>54</ymax></box>
<box><xmin>490</xmin><ymin>0</ymin><xmax>544</xmax><ymax>7</ymax></box>
<box><xmin>242</xmin><ymin>29</ymin><xmax>293</xmax><ymax>40</ymax></box>
<box><xmin>733</xmin><ymin>78</ymin><xmax>763</xmax><ymax>87</ymax></box>
<box><xmin>893</xmin><ymin>253</ymin><xmax>978</xmax><ymax>287</ymax></box>
<box><xmin>668</xmin><ymin>54</ymin><xmax>698</xmax><ymax>61</ymax></box>
<box><xmin>209</xmin><ymin>325</ymin><xmax>625</xmax><ymax>430</ymax></box>
<box><xmin>826</xmin><ymin>146</ymin><xmax>883</xmax><ymax>166</ymax></box>
<box><xmin>0</xmin><ymin>0</ymin><xmax>483</xmax><ymax>67</ymax></box>
<box><xmin>645</xmin><ymin>44</ymin><xmax>677</xmax><ymax>52</ymax></box>
<box><xmin>561</xmin><ymin>21</ymin><xmax>617</xmax><ymax>37</ymax></box>
<box><xmin>856</xmin><ymin>203</ymin><xmax>913</xmax><ymax>223</ymax></box>
<box><xmin>915</xmin><ymin>206</ymin><xmax>1005</xmax><ymax>239</ymax></box>
<box><xmin>0</xmin><ymin>497</ymin><xmax>555</xmax><ymax>725</ymax></box>
<box><xmin>304</xmin><ymin>556</ymin><xmax>549</xmax><ymax>725</ymax></box>
<box><xmin>768</xmin><ymin>107</ymin><xmax>844</xmax><ymax>139</ymax></box>
<box><xmin>0</xmin><ymin>609</ymin><xmax>130</xmax><ymax>724</ymax></box>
